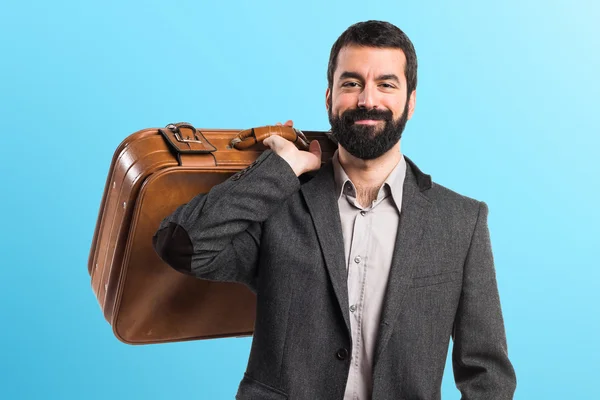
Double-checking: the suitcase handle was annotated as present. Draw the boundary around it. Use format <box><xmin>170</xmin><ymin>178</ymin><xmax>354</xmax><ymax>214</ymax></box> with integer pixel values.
<box><xmin>229</xmin><ymin>125</ymin><xmax>310</xmax><ymax>151</ymax></box>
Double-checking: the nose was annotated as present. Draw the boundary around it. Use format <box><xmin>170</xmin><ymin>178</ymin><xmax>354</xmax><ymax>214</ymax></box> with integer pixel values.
<box><xmin>357</xmin><ymin>83</ymin><xmax>378</xmax><ymax>109</ymax></box>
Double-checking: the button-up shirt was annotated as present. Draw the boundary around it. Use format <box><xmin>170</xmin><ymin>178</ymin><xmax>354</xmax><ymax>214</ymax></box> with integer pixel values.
<box><xmin>333</xmin><ymin>150</ymin><xmax>407</xmax><ymax>400</ymax></box>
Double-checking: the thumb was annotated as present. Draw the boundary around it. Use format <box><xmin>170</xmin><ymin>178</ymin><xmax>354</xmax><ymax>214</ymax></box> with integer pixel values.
<box><xmin>263</xmin><ymin>135</ymin><xmax>284</xmax><ymax>151</ymax></box>
<box><xmin>309</xmin><ymin>139</ymin><xmax>322</xmax><ymax>159</ymax></box>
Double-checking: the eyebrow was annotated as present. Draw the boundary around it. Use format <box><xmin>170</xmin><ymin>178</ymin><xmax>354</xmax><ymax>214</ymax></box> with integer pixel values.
<box><xmin>339</xmin><ymin>71</ymin><xmax>400</xmax><ymax>84</ymax></box>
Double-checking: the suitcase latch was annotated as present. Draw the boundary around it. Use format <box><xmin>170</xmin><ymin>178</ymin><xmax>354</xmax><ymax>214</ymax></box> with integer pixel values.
<box><xmin>159</xmin><ymin>123</ymin><xmax>217</xmax><ymax>159</ymax></box>
<box><xmin>174</xmin><ymin>132</ymin><xmax>202</xmax><ymax>144</ymax></box>
<box><xmin>166</xmin><ymin>123</ymin><xmax>203</xmax><ymax>144</ymax></box>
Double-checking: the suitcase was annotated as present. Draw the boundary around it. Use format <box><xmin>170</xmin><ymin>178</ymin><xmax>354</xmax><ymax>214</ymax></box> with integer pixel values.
<box><xmin>88</xmin><ymin>122</ymin><xmax>336</xmax><ymax>345</ymax></box>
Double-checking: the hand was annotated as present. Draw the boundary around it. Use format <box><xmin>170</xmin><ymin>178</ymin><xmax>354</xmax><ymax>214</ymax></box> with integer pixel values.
<box><xmin>263</xmin><ymin>120</ymin><xmax>322</xmax><ymax>177</ymax></box>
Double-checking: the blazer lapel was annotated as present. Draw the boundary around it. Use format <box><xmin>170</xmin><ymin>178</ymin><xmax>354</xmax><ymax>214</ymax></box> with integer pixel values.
<box><xmin>373</xmin><ymin>159</ymin><xmax>433</xmax><ymax>367</ymax></box>
<box><xmin>301</xmin><ymin>162</ymin><xmax>351</xmax><ymax>336</ymax></box>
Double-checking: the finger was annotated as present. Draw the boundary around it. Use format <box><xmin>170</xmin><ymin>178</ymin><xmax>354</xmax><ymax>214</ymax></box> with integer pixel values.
<box><xmin>263</xmin><ymin>135</ymin><xmax>284</xmax><ymax>150</ymax></box>
<box><xmin>309</xmin><ymin>139</ymin><xmax>322</xmax><ymax>158</ymax></box>
<box><xmin>263</xmin><ymin>136</ymin><xmax>274</xmax><ymax>148</ymax></box>
<box><xmin>284</xmin><ymin>120</ymin><xmax>293</xmax><ymax>127</ymax></box>
<box><xmin>275</xmin><ymin>122</ymin><xmax>282</xmax><ymax>126</ymax></box>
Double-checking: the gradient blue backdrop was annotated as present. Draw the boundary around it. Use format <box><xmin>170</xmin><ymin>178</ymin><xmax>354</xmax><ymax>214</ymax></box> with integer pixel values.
<box><xmin>1</xmin><ymin>0</ymin><xmax>598</xmax><ymax>398</ymax></box>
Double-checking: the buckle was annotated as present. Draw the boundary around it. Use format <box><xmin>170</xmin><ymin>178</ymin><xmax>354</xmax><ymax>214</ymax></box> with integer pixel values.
<box><xmin>173</xmin><ymin>132</ymin><xmax>203</xmax><ymax>144</ymax></box>
<box><xmin>166</xmin><ymin>123</ymin><xmax>203</xmax><ymax>144</ymax></box>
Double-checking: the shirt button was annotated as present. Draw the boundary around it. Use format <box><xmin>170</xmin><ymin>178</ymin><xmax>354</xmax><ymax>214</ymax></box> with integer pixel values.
<box><xmin>354</xmin><ymin>256</ymin><xmax>361</xmax><ymax>264</ymax></box>
<box><xmin>360</xmin><ymin>211</ymin><xmax>366</xmax><ymax>216</ymax></box>
<box><xmin>336</xmin><ymin>348</ymin><xmax>349</xmax><ymax>360</ymax></box>
<box><xmin>349</xmin><ymin>304</ymin><xmax>357</xmax><ymax>313</ymax></box>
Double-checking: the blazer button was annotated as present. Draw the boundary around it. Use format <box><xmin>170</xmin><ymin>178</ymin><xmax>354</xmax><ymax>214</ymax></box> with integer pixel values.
<box><xmin>336</xmin><ymin>348</ymin><xmax>349</xmax><ymax>360</ymax></box>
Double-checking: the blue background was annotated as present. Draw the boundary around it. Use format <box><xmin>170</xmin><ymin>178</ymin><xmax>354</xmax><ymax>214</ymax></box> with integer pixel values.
<box><xmin>1</xmin><ymin>0</ymin><xmax>598</xmax><ymax>398</ymax></box>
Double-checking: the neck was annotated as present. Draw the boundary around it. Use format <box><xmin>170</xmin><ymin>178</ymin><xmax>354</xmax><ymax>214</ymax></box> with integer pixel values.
<box><xmin>338</xmin><ymin>142</ymin><xmax>402</xmax><ymax>190</ymax></box>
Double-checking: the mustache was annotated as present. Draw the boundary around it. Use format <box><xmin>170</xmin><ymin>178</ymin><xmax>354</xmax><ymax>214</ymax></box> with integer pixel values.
<box><xmin>341</xmin><ymin>107</ymin><xmax>393</xmax><ymax>123</ymax></box>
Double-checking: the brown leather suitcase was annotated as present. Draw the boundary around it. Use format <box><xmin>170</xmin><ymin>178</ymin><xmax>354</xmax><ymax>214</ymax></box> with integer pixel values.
<box><xmin>88</xmin><ymin>122</ymin><xmax>336</xmax><ymax>345</ymax></box>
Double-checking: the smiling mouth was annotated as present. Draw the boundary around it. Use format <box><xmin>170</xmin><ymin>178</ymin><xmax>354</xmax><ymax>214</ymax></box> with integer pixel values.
<box><xmin>354</xmin><ymin>119</ymin><xmax>383</xmax><ymax>125</ymax></box>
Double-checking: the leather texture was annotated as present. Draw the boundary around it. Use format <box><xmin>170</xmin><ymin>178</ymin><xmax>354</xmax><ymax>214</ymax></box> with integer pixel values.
<box><xmin>88</xmin><ymin>123</ymin><xmax>336</xmax><ymax>344</ymax></box>
<box><xmin>230</xmin><ymin>125</ymin><xmax>310</xmax><ymax>150</ymax></box>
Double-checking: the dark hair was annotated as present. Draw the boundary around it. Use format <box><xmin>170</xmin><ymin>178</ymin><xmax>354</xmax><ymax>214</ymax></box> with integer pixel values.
<box><xmin>327</xmin><ymin>20</ymin><xmax>418</xmax><ymax>96</ymax></box>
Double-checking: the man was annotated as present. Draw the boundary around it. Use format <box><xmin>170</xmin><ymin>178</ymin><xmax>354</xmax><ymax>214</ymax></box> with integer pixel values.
<box><xmin>153</xmin><ymin>20</ymin><xmax>516</xmax><ymax>399</ymax></box>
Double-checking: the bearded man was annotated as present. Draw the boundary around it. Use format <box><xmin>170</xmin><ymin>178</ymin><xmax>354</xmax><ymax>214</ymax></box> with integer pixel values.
<box><xmin>153</xmin><ymin>20</ymin><xmax>516</xmax><ymax>400</ymax></box>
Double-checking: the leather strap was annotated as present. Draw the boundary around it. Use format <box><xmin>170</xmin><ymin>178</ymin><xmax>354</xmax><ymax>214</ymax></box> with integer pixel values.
<box><xmin>159</xmin><ymin>123</ymin><xmax>218</xmax><ymax>154</ymax></box>
<box><xmin>229</xmin><ymin>125</ymin><xmax>310</xmax><ymax>150</ymax></box>
<box><xmin>159</xmin><ymin>123</ymin><xmax>320</xmax><ymax>168</ymax></box>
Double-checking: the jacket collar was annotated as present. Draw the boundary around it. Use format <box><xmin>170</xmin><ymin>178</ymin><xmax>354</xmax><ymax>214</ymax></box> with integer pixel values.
<box><xmin>300</xmin><ymin>154</ymin><xmax>433</xmax><ymax>339</ymax></box>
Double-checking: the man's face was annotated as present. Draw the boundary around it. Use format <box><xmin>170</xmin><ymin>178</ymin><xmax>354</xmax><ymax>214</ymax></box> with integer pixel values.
<box><xmin>326</xmin><ymin>45</ymin><xmax>416</xmax><ymax>160</ymax></box>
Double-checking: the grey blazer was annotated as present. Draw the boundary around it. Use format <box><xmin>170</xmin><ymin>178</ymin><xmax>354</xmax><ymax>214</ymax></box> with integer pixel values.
<box><xmin>152</xmin><ymin>150</ymin><xmax>517</xmax><ymax>399</ymax></box>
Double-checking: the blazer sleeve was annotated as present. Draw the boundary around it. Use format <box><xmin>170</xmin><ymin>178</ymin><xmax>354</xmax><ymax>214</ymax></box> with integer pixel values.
<box><xmin>151</xmin><ymin>150</ymin><xmax>301</xmax><ymax>290</ymax></box>
<box><xmin>451</xmin><ymin>201</ymin><xmax>517</xmax><ymax>399</ymax></box>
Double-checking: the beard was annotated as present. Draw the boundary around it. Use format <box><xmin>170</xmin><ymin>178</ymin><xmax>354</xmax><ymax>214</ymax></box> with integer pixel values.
<box><xmin>328</xmin><ymin>102</ymin><xmax>409</xmax><ymax>160</ymax></box>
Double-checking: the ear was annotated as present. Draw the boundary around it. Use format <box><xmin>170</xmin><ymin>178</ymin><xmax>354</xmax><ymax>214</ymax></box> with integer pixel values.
<box><xmin>325</xmin><ymin>87</ymin><xmax>331</xmax><ymax>111</ymax></box>
<box><xmin>407</xmin><ymin>90</ymin><xmax>417</xmax><ymax>120</ymax></box>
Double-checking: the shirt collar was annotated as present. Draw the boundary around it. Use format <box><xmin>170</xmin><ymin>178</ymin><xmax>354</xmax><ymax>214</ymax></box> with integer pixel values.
<box><xmin>332</xmin><ymin>149</ymin><xmax>407</xmax><ymax>211</ymax></box>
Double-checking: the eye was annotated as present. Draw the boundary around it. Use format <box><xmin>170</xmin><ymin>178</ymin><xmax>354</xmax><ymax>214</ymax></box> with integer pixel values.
<box><xmin>341</xmin><ymin>81</ymin><xmax>360</xmax><ymax>88</ymax></box>
<box><xmin>379</xmin><ymin>82</ymin><xmax>396</xmax><ymax>89</ymax></box>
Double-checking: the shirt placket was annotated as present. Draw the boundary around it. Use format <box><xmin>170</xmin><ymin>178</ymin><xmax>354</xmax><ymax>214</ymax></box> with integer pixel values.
<box><xmin>347</xmin><ymin>205</ymin><xmax>371</xmax><ymax>399</ymax></box>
